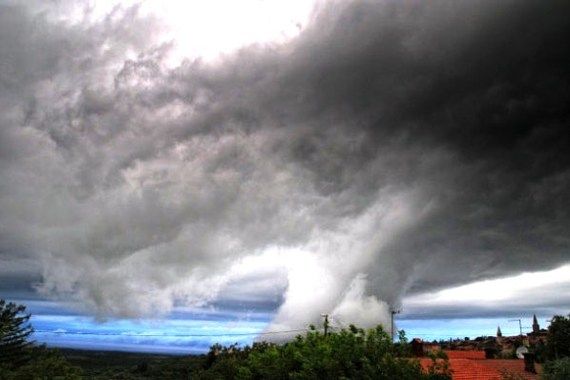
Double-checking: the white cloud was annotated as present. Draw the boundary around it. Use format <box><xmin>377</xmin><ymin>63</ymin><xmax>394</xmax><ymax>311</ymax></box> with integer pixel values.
<box><xmin>403</xmin><ymin>264</ymin><xmax>570</xmax><ymax>318</ymax></box>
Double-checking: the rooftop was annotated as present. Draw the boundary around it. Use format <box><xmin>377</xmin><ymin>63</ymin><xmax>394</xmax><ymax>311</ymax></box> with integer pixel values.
<box><xmin>419</xmin><ymin>351</ymin><xmax>542</xmax><ymax>380</ymax></box>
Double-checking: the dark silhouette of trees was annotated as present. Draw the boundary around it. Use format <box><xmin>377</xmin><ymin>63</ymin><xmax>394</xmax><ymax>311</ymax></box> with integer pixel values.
<box><xmin>0</xmin><ymin>299</ymin><xmax>34</xmax><ymax>368</ymax></box>
<box><xmin>546</xmin><ymin>315</ymin><xmax>570</xmax><ymax>360</ymax></box>
<box><xmin>538</xmin><ymin>314</ymin><xmax>570</xmax><ymax>380</ymax></box>
<box><xmin>543</xmin><ymin>357</ymin><xmax>570</xmax><ymax>380</ymax></box>
<box><xmin>0</xmin><ymin>299</ymin><xmax>82</xmax><ymax>379</ymax></box>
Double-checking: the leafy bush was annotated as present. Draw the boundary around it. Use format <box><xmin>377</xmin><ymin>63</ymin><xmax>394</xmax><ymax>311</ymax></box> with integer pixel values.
<box><xmin>531</xmin><ymin>339</ymin><xmax>547</xmax><ymax>363</ymax></box>
<box><xmin>542</xmin><ymin>357</ymin><xmax>570</xmax><ymax>380</ymax></box>
<box><xmin>497</xmin><ymin>349</ymin><xmax>517</xmax><ymax>360</ymax></box>
<box><xmin>425</xmin><ymin>350</ymin><xmax>452</xmax><ymax>380</ymax></box>
<box><xmin>194</xmin><ymin>325</ymin><xmax>451</xmax><ymax>380</ymax></box>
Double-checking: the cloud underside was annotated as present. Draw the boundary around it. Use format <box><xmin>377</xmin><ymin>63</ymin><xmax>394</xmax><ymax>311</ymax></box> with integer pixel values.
<box><xmin>0</xmin><ymin>0</ymin><xmax>569</xmax><ymax>326</ymax></box>
<box><xmin>402</xmin><ymin>265</ymin><xmax>570</xmax><ymax>319</ymax></box>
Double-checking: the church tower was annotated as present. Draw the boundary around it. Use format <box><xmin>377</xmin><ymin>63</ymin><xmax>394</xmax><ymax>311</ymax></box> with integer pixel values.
<box><xmin>497</xmin><ymin>326</ymin><xmax>502</xmax><ymax>337</ymax></box>
<box><xmin>532</xmin><ymin>314</ymin><xmax>540</xmax><ymax>333</ymax></box>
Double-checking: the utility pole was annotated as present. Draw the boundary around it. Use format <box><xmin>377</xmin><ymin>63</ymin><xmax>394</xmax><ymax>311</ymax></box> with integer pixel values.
<box><xmin>321</xmin><ymin>314</ymin><xmax>329</xmax><ymax>336</ymax></box>
<box><xmin>509</xmin><ymin>319</ymin><xmax>523</xmax><ymax>336</ymax></box>
<box><xmin>390</xmin><ymin>309</ymin><xmax>401</xmax><ymax>341</ymax></box>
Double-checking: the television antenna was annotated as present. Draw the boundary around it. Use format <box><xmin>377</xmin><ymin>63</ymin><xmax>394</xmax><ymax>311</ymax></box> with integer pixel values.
<box><xmin>508</xmin><ymin>319</ymin><xmax>523</xmax><ymax>336</ymax></box>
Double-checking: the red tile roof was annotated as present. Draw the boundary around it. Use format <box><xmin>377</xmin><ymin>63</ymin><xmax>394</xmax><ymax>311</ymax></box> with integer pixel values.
<box><xmin>478</xmin><ymin>360</ymin><xmax>541</xmax><ymax>380</ymax></box>
<box><xmin>420</xmin><ymin>358</ymin><xmax>501</xmax><ymax>380</ymax></box>
<box><xmin>419</xmin><ymin>351</ymin><xmax>541</xmax><ymax>380</ymax></box>
<box><xmin>444</xmin><ymin>350</ymin><xmax>486</xmax><ymax>360</ymax></box>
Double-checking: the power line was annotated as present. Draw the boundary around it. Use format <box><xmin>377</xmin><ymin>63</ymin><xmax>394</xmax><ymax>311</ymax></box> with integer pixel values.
<box><xmin>508</xmin><ymin>319</ymin><xmax>523</xmax><ymax>336</ymax></box>
<box><xmin>35</xmin><ymin>328</ymin><xmax>524</xmax><ymax>339</ymax></box>
<box><xmin>33</xmin><ymin>328</ymin><xmax>309</xmax><ymax>338</ymax></box>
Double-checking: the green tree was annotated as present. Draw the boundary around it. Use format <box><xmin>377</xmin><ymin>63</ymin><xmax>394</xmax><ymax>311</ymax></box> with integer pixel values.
<box><xmin>0</xmin><ymin>346</ymin><xmax>82</xmax><ymax>380</ymax></box>
<box><xmin>0</xmin><ymin>299</ymin><xmax>82</xmax><ymax>379</ymax></box>
<box><xmin>542</xmin><ymin>357</ymin><xmax>570</xmax><ymax>380</ymax></box>
<box><xmin>0</xmin><ymin>299</ymin><xmax>34</xmax><ymax>368</ymax></box>
<box><xmin>194</xmin><ymin>324</ymin><xmax>451</xmax><ymax>380</ymax></box>
<box><xmin>546</xmin><ymin>315</ymin><xmax>570</xmax><ymax>360</ymax></box>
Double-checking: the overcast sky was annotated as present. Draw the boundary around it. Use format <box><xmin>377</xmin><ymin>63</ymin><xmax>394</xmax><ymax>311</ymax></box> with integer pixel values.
<box><xmin>0</xmin><ymin>0</ymin><xmax>569</xmax><ymax>349</ymax></box>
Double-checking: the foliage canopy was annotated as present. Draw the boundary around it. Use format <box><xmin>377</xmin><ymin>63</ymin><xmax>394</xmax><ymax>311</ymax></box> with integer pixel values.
<box><xmin>0</xmin><ymin>299</ymin><xmax>82</xmax><ymax>379</ymax></box>
<box><xmin>542</xmin><ymin>357</ymin><xmax>570</xmax><ymax>380</ymax></box>
<box><xmin>546</xmin><ymin>315</ymin><xmax>570</xmax><ymax>360</ymax></box>
<box><xmin>0</xmin><ymin>299</ymin><xmax>34</xmax><ymax>368</ymax></box>
<box><xmin>194</xmin><ymin>325</ymin><xmax>451</xmax><ymax>380</ymax></box>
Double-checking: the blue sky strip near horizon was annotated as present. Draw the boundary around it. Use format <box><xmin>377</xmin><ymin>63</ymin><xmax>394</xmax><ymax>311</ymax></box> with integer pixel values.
<box><xmin>17</xmin><ymin>297</ymin><xmax>553</xmax><ymax>354</ymax></box>
<box><xmin>32</xmin><ymin>315</ymin><xmax>267</xmax><ymax>354</ymax></box>
<box><xmin>18</xmin><ymin>299</ymin><xmax>270</xmax><ymax>354</ymax></box>
<box><xmin>29</xmin><ymin>314</ymin><xmax>552</xmax><ymax>354</ymax></box>
<box><xmin>396</xmin><ymin>317</ymin><xmax>552</xmax><ymax>343</ymax></box>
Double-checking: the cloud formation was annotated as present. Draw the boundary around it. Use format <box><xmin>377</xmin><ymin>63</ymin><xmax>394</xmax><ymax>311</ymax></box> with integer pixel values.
<box><xmin>0</xmin><ymin>0</ymin><xmax>568</xmax><ymax>328</ymax></box>
<box><xmin>403</xmin><ymin>265</ymin><xmax>570</xmax><ymax>319</ymax></box>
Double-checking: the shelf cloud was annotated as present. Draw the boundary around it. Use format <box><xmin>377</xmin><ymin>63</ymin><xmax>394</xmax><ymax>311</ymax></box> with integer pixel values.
<box><xmin>0</xmin><ymin>0</ymin><xmax>568</xmax><ymax>328</ymax></box>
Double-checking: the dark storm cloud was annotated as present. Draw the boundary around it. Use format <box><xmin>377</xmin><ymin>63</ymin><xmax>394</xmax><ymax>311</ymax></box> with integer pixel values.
<box><xmin>272</xmin><ymin>0</ymin><xmax>570</xmax><ymax>302</ymax></box>
<box><xmin>0</xmin><ymin>0</ymin><xmax>568</xmax><ymax>324</ymax></box>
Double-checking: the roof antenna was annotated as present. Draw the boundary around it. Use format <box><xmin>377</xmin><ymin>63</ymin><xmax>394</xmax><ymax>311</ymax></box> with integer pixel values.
<box><xmin>508</xmin><ymin>318</ymin><xmax>523</xmax><ymax>336</ymax></box>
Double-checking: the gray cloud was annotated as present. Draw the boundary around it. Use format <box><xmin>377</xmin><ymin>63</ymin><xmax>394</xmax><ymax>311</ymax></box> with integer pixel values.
<box><xmin>0</xmin><ymin>0</ymin><xmax>568</xmax><ymax>327</ymax></box>
<box><xmin>402</xmin><ymin>265</ymin><xmax>570</xmax><ymax>319</ymax></box>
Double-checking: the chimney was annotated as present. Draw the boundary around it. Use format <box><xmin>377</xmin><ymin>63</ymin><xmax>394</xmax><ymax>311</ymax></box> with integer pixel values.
<box><xmin>523</xmin><ymin>353</ymin><xmax>536</xmax><ymax>373</ymax></box>
<box><xmin>411</xmin><ymin>338</ymin><xmax>424</xmax><ymax>357</ymax></box>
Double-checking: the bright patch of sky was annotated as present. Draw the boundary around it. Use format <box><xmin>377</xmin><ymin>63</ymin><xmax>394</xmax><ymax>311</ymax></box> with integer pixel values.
<box><xmin>148</xmin><ymin>0</ymin><xmax>315</xmax><ymax>61</ymax></box>
<box><xmin>397</xmin><ymin>317</ymin><xmax>552</xmax><ymax>342</ymax></box>
<box><xmin>402</xmin><ymin>264</ymin><xmax>570</xmax><ymax>318</ymax></box>
<box><xmin>39</xmin><ymin>0</ymin><xmax>316</xmax><ymax>63</ymax></box>
<box><xmin>28</xmin><ymin>304</ymin><xmax>271</xmax><ymax>354</ymax></box>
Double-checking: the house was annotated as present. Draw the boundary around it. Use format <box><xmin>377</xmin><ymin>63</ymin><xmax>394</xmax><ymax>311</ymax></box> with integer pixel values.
<box><xmin>413</xmin><ymin>314</ymin><xmax>551</xmax><ymax>378</ymax></box>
